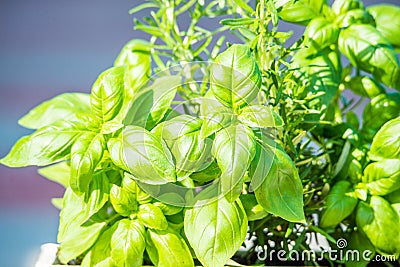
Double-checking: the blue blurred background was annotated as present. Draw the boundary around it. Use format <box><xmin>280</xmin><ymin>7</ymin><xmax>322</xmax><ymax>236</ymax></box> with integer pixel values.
<box><xmin>0</xmin><ymin>1</ymin><xmax>146</xmax><ymax>266</ymax></box>
<box><xmin>0</xmin><ymin>0</ymin><xmax>397</xmax><ymax>266</ymax></box>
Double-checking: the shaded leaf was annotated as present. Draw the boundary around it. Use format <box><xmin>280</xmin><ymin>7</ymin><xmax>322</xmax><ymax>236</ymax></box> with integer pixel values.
<box><xmin>319</xmin><ymin>181</ymin><xmax>358</xmax><ymax>228</ymax></box>
<box><xmin>254</xmin><ymin>147</ymin><xmax>305</xmax><ymax>223</ymax></box>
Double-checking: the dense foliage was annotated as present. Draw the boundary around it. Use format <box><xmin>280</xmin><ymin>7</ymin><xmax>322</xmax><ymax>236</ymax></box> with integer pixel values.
<box><xmin>1</xmin><ymin>0</ymin><xmax>400</xmax><ymax>266</ymax></box>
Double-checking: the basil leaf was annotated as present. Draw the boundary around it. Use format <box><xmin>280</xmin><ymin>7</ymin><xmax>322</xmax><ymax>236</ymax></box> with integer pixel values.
<box><xmin>38</xmin><ymin>162</ymin><xmax>70</xmax><ymax>188</ymax></box>
<box><xmin>18</xmin><ymin>93</ymin><xmax>91</xmax><ymax>129</ymax></box>
<box><xmin>210</xmin><ymin>44</ymin><xmax>261</xmax><ymax>109</ymax></box>
<box><xmin>58</xmin><ymin>184</ymin><xmax>107</xmax><ymax>243</ymax></box>
<box><xmin>277</xmin><ymin>0</ymin><xmax>328</xmax><ymax>25</ymax></box>
<box><xmin>200</xmin><ymin>106</ymin><xmax>235</xmax><ymax>139</ymax></box>
<box><xmin>81</xmin><ymin>223</ymin><xmax>117</xmax><ymax>267</ymax></box>
<box><xmin>338</xmin><ymin>24</ymin><xmax>400</xmax><ymax>89</ymax></box>
<box><xmin>114</xmin><ymin>39</ymin><xmax>151</xmax><ymax>94</ymax></box>
<box><xmin>346</xmin><ymin>76</ymin><xmax>385</xmax><ymax>98</ymax></box>
<box><xmin>70</xmin><ymin>133</ymin><xmax>105</xmax><ymax>193</ymax></box>
<box><xmin>361</xmin><ymin>93</ymin><xmax>400</xmax><ymax>141</ymax></box>
<box><xmin>240</xmin><ymin>194</ymin><xmax>268</xmax><ymax>221</ymax></box>
<box><xmin>212</xmin><ymin>124</ymin><xmax>256</xmax><ymax>201</ymax></box>
<box><xmin>91</xmin><ymin>66</ymin><xmax>125</xmax><ymax>123</ymax></box>
<box><xmin>386</xmin><ymin>189</ymin><xmax>400</xmax><ymax>204</ymax></box>
<box><xmin>345</xmin><ymin>230</ymin><xmax>375</xmax><ymax>267</ymax></box>
<box><xmin>199</xmin><ymin>91</ymin><xmax>226</xmax><ymax>117</ymax></box>
<box><xmin>184</xmin><ymin>198</ymin><xmax>248</xmax><ymax>267</ymax></box>
<box><xmin>108</xmin><ymin>126</ymin><xmax>176</xmax><ymax>185</ymax></box>
<box><xmin>153</xmin><ymin>115</ymin><xmax>203</xmax><ymax>141</ymax></box>
<box><xmin>238</xmin><ymin>105</ymin><xmax>283</xmax><ymax>128</ymax></box>
<box><xmin>58</xmin><ymin>221</ymin><xmax>106</xmax><ymax>263</ymax></box>
<box><xmin>304</xmin><ymin>18</ymin><xmax>339</xmax><ymax>49</ymax></box>
<box><xmin>138</xmin><ymin>203</ymin><xmax>168</xmax><ymax>230</ymax></box>
<box><xmin>367</xmin><ymin>4</ymin><xmax>400</xmax><ymax>49</ymax></box>
<box><xmin>335</xmin><ymin>9</ymin><xmax>375</xmax><ymax>28</ymax></box>
<box><xmin>110</xmin><ymin>219</ymin><xmax>146</xmax><ymax>267</ymax></box>
<box><xmin>356</xmin><ymin>196</ymin><xmax>400</xmax><ymax>255</ymax></box>
<box><xmin>146</xmin><ymin>228</ymin><xmax>194</xmax><ymax>267</ymax></box>
<box><xmin>363</xmin><ymin>159</ymin><xmax>400</xmax><ymax>196</ymax></box>
<box><xmin>153</xmin><ymin>202</ymin><xmax>182</xmax><ymax>216</ymax></box>
<box><xmin>110</xmin><ymin>182</ymin><xmax>138</xmax><ymax>216</ymax></box>
<box><xmin>292</xmin><ymin>47</ymin><xmax>340</xmax><ymax>110</ymax></box>
<box><xmin>126</xmin><ymin>76</ymin><xmax>180</xmax><ymax>128</ymax></box>
<box><xmin>1</xmin><ymin>119</ymin><xmax>95</xmax><ymax>167</ymax></box>
<box><xmin>254</xmin><ymin>147</ymin><xmax>306</xmax><ymax>223</ymax></box>
<box><xmin>190</xmin><ymin>160</ymin><xmax>221</xmax><ymax>183</ymax></box>
<box><xmin>331</xmin><ymin>0</ymin><xmax>364</xmax><ymax>15</ymax></box>
<box><xmin>319</xmin><ymin>181</ymin><xmax>358</xmax><ymax>228</ymax></box>
<box><xmin>369</xmin><ymin>117</ymin><xmax>400</xmax><ymax>161</ymax></box>
<box><xmin>154</xmin><ymin>115</ymin><xmax>212</xmax><ymax>177</ymax></box>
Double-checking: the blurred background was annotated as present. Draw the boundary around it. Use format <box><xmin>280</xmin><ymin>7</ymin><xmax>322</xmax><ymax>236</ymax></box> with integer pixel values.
<box><xmin>0</xmin><ymin>0</ymin><xmax>397</xmax><ymax>266</ymax></box>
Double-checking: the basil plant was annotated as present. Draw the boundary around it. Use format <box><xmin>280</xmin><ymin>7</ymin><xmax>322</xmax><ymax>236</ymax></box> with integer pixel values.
<box><xmin>1</xmin><ymin>0</ymin><xmax>400</xmax><ymax>266</ymax></box>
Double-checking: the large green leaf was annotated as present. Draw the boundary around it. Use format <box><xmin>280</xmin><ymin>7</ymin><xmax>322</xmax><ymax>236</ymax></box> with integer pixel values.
<box><xmin>138</xmin><ymin>203</ymin><xmax>168</xmax><ymax>230</ymax></box>
<box><xmin>125</xmin><ymin>76</ymin><xmax>180</xmax><ymax>128</ymax></box>
<box><xmin>239</xmin><ymin>194</ymin><xmax>268</xmax><ymax>221</ymax></box>
<box><xmin>212</xmin><ymin>123</ymin><xmax>255</xmax><ymax>201</ymax></box>
<box><xmin>331</xmin><ymin>0</ymin><xmax>364</xmax><ymax>15</ymax></box>
<box><xmin>184</xmin><ymin>198</ymin><xmax>248</xmax><ymax>267</ymax></box>
<box><xmin>18</xmin><ymin>93</ymin><xmax>91</xmax><ymax>129</ymax></box>
<box><xmin>146</xmin><ymin>228</ymin><xmax>194</xmax><ymax>267</ymax></box>
<box><xmin>335</xmin><ymin>9</ymin><xmax>375</xmax><ymax>29</ymax></box>
<box><xmin>346</xmin><ymin>76</ymin><xmax>385</xmax><ymax>98</ymax></box>
<box><xmin>81</xmin><ymin>223</ymin><xmax>117</xmax><ymax>267</ymax></box>
<box><xmin>58</xmin><ymin>182</ymin><xmax>108</xmax><ymax>262</ymax></box>
<box><xmin>210</xmin><ymin>44</ymin><xmax>261</xmax><ymax>109</ymax></box>
<box><xmin>238</xmin><ymin>105</ymin><xmax>283</xmax><ymax>128</ymax></box>
<box><xmin>0</xmin><ymin>119</ymin><xmax>95</xmax><ymax>167</ymax></box>
<box><xmin>363</xmin><ymin>159</ymin><xmax>400</xmax><ymax>196</ymax></box>
<box><xmin>292</xmin><ymin>47</ymin><xmax>340</xmax><ymax>110</ymax></box>
<box><xmin>277</xmin><ymin>0</ymin><xmax>328</xmax><ymax>24</ymax></box>
<box><xmin>200</xmin><ymin>106</ymin><xmax>235</xmax><ymax>139</ymax></box>
<box><xmin>361</xmin><ymin>93</ymin><xmax>400</xmax><ymax>140</ymax></box>
<box><xmin>91</xmin><ymin>66</ymin><xmax>125</xmax><ymax>123</ymax></box>
<box><xmin>338</xmin><ymin>24</ymin><xmax>400</xmax><ymax>89</ymax></box>
<box><xmin>110</xmin><ymin>173</ymin><xmax>138</xmax><ymax>216</ymax></box>
<box><xmin>345</xmin><ymin>230</ymin><xmax>375</xmax><ymax>267</ymax></box>
<box><xmin>114</xmin><ymin>39</ymin><xmax>151</xmax><ymax>94</ymax></box>
<box><xmin>254</xmin><ymin>147</ymin><xmax>305</xmax><ymax>223</ymax></box>
<box><xmin>70</xmin><ymin>133</ymin><xmax>105</xmax><ymax>193</ymax></box>
<box><xmin>58</xmin><ymin>220</ymin><xmax>106</xmax><ymax>263</ymax></box>
<box><xmin>319</xmin><ymin>181</ymin><xmax>358</xmax><ymax>228</ymax></box>
<box><xmin>356</xmin><ymin>196</ymin><xmax>400</xmax><ymax>255</ymax></box>
<box><xmin>153</xmin><ymin>115</ymin><xmax>212</xmax><ymax>177</ymax></box>
<box><xmin>108</xmin><ymin>126</ymin><xmax>176</xmax><ymax>184</ymax></box>
<box><xmin>367</xmin><ymin>4</ymin><xmax>400</xmax><ymax>49</ymax></box>
<box><xmin>369</xmin><ymin>117</ymin><xmax>400</xmax><ymax>161</ymax></box>
<box><xmin>58</xmin><ymin>174</ymin><xmax>110</xmax><ymax>244</ymax></box>
<box><xmin>110</xmin><ymin>219</ymin><xmax>146</xmax><ymax>267</ymax></box>
<box><xmin>304</xmin><ymin>17</ymin><xmax>339</xmax><ymax>49</ymax></box>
